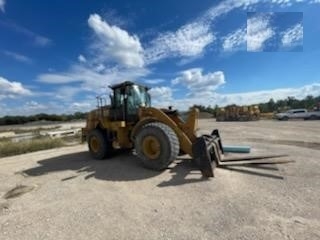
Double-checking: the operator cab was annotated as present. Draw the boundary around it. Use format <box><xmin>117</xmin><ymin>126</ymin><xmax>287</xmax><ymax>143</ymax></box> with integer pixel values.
<box><xmin>109</xmin><ymin>81</ymin><xmax>151</xmax><ymax>122</ymax></box>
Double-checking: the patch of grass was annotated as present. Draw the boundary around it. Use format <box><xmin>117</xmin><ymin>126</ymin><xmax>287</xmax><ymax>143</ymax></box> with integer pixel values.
<box><xmin>0</xmin><ymin>126</ymin><xmax>61</xmax><ymax>134</ymax></box>
<box><xmin>61</xmin><ymin>131</ymin><xmax>82</xmax><ymax>145</ymax></box>
<box><xmin>0</xmin><ymin>137</ymin><xmax>65</xmax><ymax>158</ymax></box>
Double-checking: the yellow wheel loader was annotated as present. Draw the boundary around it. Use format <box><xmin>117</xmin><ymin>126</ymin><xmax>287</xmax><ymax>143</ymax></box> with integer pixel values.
<box><xmin>216</xmin><ymin>105</ymin><xmax>260</xmax><ymax>121</ymax></box>
<box><xmin>82</xmin><ymin>81</ymin><xmax>289</xmax><ymax>177</ymax></box>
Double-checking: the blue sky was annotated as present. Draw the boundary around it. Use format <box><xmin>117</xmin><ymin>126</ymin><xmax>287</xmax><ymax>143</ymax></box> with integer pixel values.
<box><xmin>1</xmin><ymin>0</ymin><xmax>320</xmax><ymax>116</ymax></box>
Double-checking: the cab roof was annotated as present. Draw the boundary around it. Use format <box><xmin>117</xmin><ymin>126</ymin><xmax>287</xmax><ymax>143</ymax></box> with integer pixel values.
<box><xmin>109</xmin><ymin>81</ymin><xmax>150</xmax><ymax>90</ymax></box>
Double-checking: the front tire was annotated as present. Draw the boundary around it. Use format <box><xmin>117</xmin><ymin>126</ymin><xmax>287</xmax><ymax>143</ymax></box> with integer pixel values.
<box><xmin>87</xmin><ymin>129</ymin><xmax>112</xmax><ymax>160</ymax></box>
<box><xmin>134</xmin><ymin>122</ymin><xmax>179</xmax><ymax>170</ymax></box>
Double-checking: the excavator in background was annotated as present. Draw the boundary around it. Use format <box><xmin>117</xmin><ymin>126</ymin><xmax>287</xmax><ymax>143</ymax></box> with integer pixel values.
<box><xmin>82</xmin><ymin>81</ymin><xmax>289</xmax><ymax>177</ymax></box>
<box><xmin>216</xmin><ymin>105</ymin><xmax>260</xmax><ymax>121</ymax></box>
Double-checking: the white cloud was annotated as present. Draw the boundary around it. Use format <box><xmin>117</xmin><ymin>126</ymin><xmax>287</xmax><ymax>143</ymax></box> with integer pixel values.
<box><xmin>0</xmin><ymin>19</ymin><xmax>52</xmax><ymax>47</ymax></box>
<box><xmin>271</xmin><ymin>0</ymin><xmax>319</xmax><ymax>6</ymax></box>
<box><xmin>145</xmin><ymin>0</ymin><xmax>314</xmax><ymax>61</ymax></box>
<box><xmin>3</xmin><ymin>51</ymin><xmax>33</xmax><ymax>64</ymax></box>
<box><xmin>143</xmin><ymin>79</ymin><xmax>165</xmax><ymax>85</ymax></box>
<box><xmin>0</xmin><ymin>101</ymin><xmax>60</xmax><ymax>116</ymax></box>
<box><xmin>222</xmin><ymin>26</ymin><xmax>247</xmax><ymax>52</ymax></box>
<box><xmin>1</xmin><ymin>102</ymin><xmax>38</xmax><ymax>116</ymax></box>
<box><xmin>149</xmin><ymin>86</ymin><xmax>172</xmax><ymax>99</ymax></box>
<box><xmin>215</xmin><ymin>0</ymin><xmax>319</xmax><ymax>11</ymax></box>
<box><xmin>198</xmin><ymin>0</ymin><xmax>318</xmax><ymax>23</ymax></box>
<box><xmin>78</xmin><ymin>54</ymin><xmax>87</xmax><ymax>63</ymax></box>
<box><xmin>202</xmin><ymin>0</ymin><xmax>308</xmax><ymax>20</ymax></box>
<box><xmin>204</xmin><ymin>0</ymin><xmax>258</xmax><ymax>20</ymax></box>
<box><xmin>247</xmin><ymin>13</ymin><xmax>274</xmax><ymax>52</ymax></box>
<box><xmin>88</xmin><ymin>14</ymin><xmax>144</xmax><ymax>68</ymax></box>
<box><xmin>224</xmin><ymin>12</ymin><xmax>303</xmax><ymax>52</ymax></box>
<box><xmin>102</xmin><ymin>9</ymin><xmax>129</xmax><ymax>28</ymax></box>
<box><xmin>145</xmin><ymin>22</ymin><xmax>214</xmax><ymax>64</ymax></box>
<box><xmin>172</xmin><ymin>68</ymin><xmax>225</xmax><ymax>93</ymax></box>
<box><xmin>150</xmin><ymin>82</ymin><xmax>320</xmax><ymax>111</ymax></box>
<box><xmin>214</xmin><ymin>82</ymin><xmax>320</xmax><ymax>106</ymax></box>
<box><xmin>38</xmin><ymin>65</ymin><xmax>149</xmax><ymax>93</ymax></box>
<box><xmin>281</xmin><ymin>23</ymin><xmax>303</xmax><ymax>48</ymax></box>
<box><xmin>55</xmin><ymin>86</ymin><xmax>83</xmax><ymax>101</ymax></box>
<box><xmin>38</xmin><ymin>14</ymin><xmax>148</xmax><ymax>95</ymax></box>
<box><xmin>0</xmin><ymin>98</ymin><xmax>98</xmax><ymax>116</ymax></box>
<box><xmin>149</xmin><ymin>86</ymin><xmax>173</xmax><ymax>107</ymax></box>
<box><xmin>24</xmin><ymin>101</ymin><xmax>46</xmax><ymax>110</ymax></box>
<box><xmin>0</xmin><ymin>76</ymin><xmax>31</xmax><ymax>100</ymax></box>
<box><xmin>143</xmin><ymin>0</ymin><xmax>262</xmax><ymax>63</ymax></box>
<box><xmin>94</xmin><ymin>64</ymin><xmax>105</xmax><ymax>72</ymax></box>
<box><xmin>70</xmin><ymin>102</ymin><xmax>94</xmax><ymax>112</ymax></box>
<box><xmin>33</xmin><ymin>36</ymin><xmax>51</xmax><ymax>47</ymax></box>
<box><xmin>0</xmin><ymin>0</ymin><xmax>5</xmax><ymax>12</ymax></box>
<box><xmin>38</xmin><ymin>73</ymin><xmax>78</xmax><ymax>84</ymax></box>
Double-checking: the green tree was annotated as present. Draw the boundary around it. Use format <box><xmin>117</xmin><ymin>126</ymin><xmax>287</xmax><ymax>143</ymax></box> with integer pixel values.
<box><xmin>267</xmin><ymin>98</ymin><xmax>276</xmax><ymax>112</ymax></box>
<box><xmin>304</xmin><ymin>95</ymin><xmax>315</xmax><ymax>109</ymax></box>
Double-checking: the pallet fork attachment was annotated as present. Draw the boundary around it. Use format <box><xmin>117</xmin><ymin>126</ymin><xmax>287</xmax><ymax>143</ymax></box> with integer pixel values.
<box><xmin>192</xmin><ymin>129</ymin><xmax>293</xmax><ymax>178</ymax></box>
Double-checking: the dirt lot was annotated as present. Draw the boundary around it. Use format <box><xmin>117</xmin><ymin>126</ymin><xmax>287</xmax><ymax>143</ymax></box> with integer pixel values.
<box><xmin>1</xmin><ymin>120</ymin><xmax>319</xmax><ymax>240</ymax></box>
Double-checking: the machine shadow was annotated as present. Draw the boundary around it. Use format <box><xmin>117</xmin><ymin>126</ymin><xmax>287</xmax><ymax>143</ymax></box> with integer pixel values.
<box><xmin>174</xmin><ymin>157</ymin><xmax>284</xmax><ymax>180</ymax></box>
<box><xmin>22</xmin><ymin>151</ymin><xmax>284</xmax><ymax>185</ymax></box>
<box><xmin>157</xmin><ymin>160</ymin><xmax>209</xmax><ymax>187</ymax></box>
<box><xmin>157</xmin><ymin>158</ymin><xmax>284</xmax><ymax>188</ymax></box>
<box><xmin>22</xmin><ymin>151</ymin><xmax>209</xmax><ymax>186</ymax></box>
<box><xmin>23</xmin><ymin>151</ymin><xmax>162</xmax><ymax>182</ymax></box>
<box><xmin>219</xmin><ymin>165</ymin><xmax>284</xmax><ymax>179</ymax></box>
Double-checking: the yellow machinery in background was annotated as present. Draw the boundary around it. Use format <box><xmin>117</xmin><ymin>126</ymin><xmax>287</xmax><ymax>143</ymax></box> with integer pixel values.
<box><xmin>82</xmin><ymin>81</ymin><xmax>288</xmax><ymax>177</ymax></box>
<box><xmin>216</xmin><ymin>105</ymin><xmax>260</xmax><ymax>121</ymax></box>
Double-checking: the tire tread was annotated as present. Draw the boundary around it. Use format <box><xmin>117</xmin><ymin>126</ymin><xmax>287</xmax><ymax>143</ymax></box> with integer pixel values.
<box><xmin>135</xmin><ymin>122</ymin><xmax>179</xmax><ymax>170</ymax></box>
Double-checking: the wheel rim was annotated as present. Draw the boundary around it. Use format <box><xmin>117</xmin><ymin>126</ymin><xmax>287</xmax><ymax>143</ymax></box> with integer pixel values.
<box><xmin>142</xmin><ymin>136</ymin><xmax>161</xmax><ymax>160</ymax></box>
<box><xmin>90</xmin><ymin>136</ymin><xmax>100</xmax><ymax>153</ymax></box>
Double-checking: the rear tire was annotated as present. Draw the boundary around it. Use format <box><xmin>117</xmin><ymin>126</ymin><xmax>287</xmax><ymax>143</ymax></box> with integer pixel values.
<box><xmin>309</xmin><ymin>115</ymin><xmax>317</xmax><ymax>120</ymax></box>
<box><xmin>87</xmin><ymin>129</ymin><xmax>112</xmax><ymax>160</ymax></box>
<box><xmin>134</xmin><ymin>122</ymin><xmax>179</xmax><ymax>170</ymax></box>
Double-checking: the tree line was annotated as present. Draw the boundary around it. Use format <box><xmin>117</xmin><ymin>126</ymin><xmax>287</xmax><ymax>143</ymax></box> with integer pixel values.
<box><xmin>258</xmin><ymin>95</ymin><xmax>320</xmax><ymax>113</ymax></box>
<box><xmin>0</xmin><ymin>112</ymin><xmax>87</xmax><ymax>126</ymax></box>
<box><xmin>192</xmin><ymin>95</ymin><xmax>320</xmax><ymax>116</ymax></box>
<box><xmin>1</xmin><ymin>95</ymin><xmax>319</xmax><ymax>125</ymax></box>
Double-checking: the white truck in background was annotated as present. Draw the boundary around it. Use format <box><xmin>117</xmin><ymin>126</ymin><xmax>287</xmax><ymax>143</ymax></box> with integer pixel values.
<box><xmin>275</xmin><ymin>108</ymin><xmax>320</xmax><ymax>120</ymax></box>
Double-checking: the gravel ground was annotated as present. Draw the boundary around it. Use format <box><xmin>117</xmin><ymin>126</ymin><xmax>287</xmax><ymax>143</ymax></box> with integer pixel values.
<box><xmin>0</xmin><ymin>119</ymin><xmax>319</xmax><ymax>240</ymax></box>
